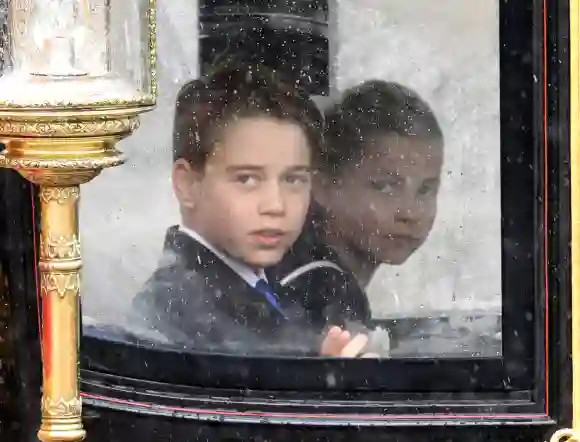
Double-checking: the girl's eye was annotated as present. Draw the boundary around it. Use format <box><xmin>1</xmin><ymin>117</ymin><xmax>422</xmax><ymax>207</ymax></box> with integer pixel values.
<box><xmin>418</xmin><ymin>179</ymin><xmax>440</xmax><ymax>197</ymax></box>
<box><xmin>418</xmin><ymin>184</ymin><xmax>435</xmax><ymax>196</ymax></box>
<box><xmin>370</xmin><ymin>179</ymin><xmax>396</xmax><ymax>193</ymax></box>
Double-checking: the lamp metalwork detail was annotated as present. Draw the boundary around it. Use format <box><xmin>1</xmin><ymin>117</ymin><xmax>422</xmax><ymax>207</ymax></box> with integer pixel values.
<box><xmin>0</xmin><ymin>0</ymin><xmax>157</xmax><ymax>440</ymax></box>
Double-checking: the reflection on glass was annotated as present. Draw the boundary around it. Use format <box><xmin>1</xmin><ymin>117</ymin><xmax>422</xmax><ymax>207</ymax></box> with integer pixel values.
<box><xmin>30</xmin><ymin>0</ymin><xmax>93</xmax><ymax>76</ymax></box>
<box><xmin>81</xmin><ymin>0</ymin><xmax>502</xmax><ymax>360</ymax></box>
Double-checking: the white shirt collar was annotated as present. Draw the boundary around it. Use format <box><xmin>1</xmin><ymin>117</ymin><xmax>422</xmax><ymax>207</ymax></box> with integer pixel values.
<box><xmin>179</xmin><ymin>225</ymin><xmax>267</xmax><ymax>287</ymax></box>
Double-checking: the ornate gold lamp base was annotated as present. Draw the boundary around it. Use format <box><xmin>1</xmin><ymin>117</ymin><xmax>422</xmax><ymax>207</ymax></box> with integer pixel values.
<box><xmin>34</xmin><ymin>179</ymin><xmax>88</xmax><ymax>442</ymax></box>
<box><xmin>38</xmin><ymin>411</ymin><xmax>86</xmax><ymax>442</ymax></box>
<box><xmin>0</xmin><ymin>109</ymin><xmax>146</xmax><ymax>442</ymax></box>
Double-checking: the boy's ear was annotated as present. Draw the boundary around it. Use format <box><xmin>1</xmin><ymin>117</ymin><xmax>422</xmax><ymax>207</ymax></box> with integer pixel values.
<box><xmin>172</xmin><ymin>159</ymin><xmax>203</xmax><ymax>210</ymax></box>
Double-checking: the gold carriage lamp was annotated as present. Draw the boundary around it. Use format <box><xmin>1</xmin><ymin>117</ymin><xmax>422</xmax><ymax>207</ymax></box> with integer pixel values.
<box><xmin>0</xmin><ymin>1</ymin><xmax>157</xmax><ymax>440</ymax></box>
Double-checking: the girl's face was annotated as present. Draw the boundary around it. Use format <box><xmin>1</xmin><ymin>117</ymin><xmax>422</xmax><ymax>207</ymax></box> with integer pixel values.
<box><xmin>316</xmin><ymin>133</ymin><xmax>443</xmax><ymax>266</ymax></box>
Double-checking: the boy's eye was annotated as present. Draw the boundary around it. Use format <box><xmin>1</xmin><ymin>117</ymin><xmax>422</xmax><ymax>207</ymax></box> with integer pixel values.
<box><xmin>284</xmin><ymin>173</ymin><xmax>310</xmax><ymax>186</ymax></box>
<box><xmin>235</xmin><ymin>174</ymin><xmax>260</xmax><ymax>187</ymax></box>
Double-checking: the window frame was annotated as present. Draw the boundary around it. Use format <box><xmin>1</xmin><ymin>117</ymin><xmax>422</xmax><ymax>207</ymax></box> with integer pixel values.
<box><xmin>75</xmin><ymin>0</ymin><xmax>570</xmax><ymax>429</ymax></box>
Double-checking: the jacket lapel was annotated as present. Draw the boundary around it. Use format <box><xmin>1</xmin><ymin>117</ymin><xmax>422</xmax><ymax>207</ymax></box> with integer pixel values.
<box><xmin>164</xmin><ymin>226</ymin><xmax>284</xmax><ymax>331</ymax></box>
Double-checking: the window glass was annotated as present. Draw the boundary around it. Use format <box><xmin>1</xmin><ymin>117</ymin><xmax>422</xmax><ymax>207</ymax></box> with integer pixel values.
<box><xmin>80</xmin><ymin>0</ymin><xmax>502</xmax><ymax>360</ymax></box>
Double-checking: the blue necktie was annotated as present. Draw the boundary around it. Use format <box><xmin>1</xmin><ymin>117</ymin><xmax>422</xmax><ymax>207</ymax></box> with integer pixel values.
<box><xmin>255</xmin><ymin>279</ymin><xmax>288</xmax><ymax>320</ymax></box>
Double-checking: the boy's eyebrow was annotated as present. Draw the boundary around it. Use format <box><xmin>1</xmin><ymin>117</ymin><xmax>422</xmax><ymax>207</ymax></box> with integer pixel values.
<box><xmin>225</xmin><ymin>165</ymin><xmax>312</xmax><ymax>172</ymax></box>
<box><xmin>226</xmin><ymin>165</ymin><xmax>265</xmax><ymax>172</ymax></box>
<box><xmin>285</xmin><ymin>165</ymin><xmax>312</xmax><ymax>173</ymax></box>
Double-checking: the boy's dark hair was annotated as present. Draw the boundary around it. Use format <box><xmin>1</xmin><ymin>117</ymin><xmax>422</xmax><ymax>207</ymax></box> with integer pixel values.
<box><xmin>322</xmin><ymin>80</ymin><xmax>444</xmax><ymax>175</ymax></box>
<box><xmin>173</xmin><ymin>59</ymin><xmax>324</xmax><ymax>168</ymax></box>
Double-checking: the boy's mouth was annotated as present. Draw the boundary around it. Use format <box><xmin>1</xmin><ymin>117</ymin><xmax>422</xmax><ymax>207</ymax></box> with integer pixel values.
<box><xmin>250</xmin><ymin>229</ymin><xmax>287</xmax><ymax>247</ymax></box>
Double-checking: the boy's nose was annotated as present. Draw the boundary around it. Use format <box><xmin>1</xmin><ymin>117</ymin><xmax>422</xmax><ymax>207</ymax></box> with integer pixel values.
<box><xmin>258</xmin><ymin>184</ymin><xmax>286</xmax><ymax>215</ymax></box>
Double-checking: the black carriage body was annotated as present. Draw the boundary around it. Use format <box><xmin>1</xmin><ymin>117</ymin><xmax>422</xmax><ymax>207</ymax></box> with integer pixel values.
<box><xmin>0</xmin><ymin>0</ymin><xmax>574</xmax><ymax>441</ymax></box>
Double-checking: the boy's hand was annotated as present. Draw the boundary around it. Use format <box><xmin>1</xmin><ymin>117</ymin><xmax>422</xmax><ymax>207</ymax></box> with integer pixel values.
<box><xmin>320</xmin><ymin>325</ymin><xmax>374</xmax><ymax>357</ymax></box>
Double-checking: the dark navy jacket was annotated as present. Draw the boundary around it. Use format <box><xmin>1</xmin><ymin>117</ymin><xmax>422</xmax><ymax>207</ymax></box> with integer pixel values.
<box><xmin>131</xmin><ymin>226</ymin><xmax>368</xmax><ymax>356</ymax></box>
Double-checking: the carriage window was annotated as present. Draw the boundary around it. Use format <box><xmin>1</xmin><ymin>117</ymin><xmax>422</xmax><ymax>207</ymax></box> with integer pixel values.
<box><xmin>80</xmin><ymin>0</ymin><xmax>504</xmax><ymax>362</ymax></box>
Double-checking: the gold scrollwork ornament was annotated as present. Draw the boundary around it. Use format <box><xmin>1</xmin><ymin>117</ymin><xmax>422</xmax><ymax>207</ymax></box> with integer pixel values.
<box><xmin>0</xmin><ymin>117</ymin><xmax>140</xmax><ymax>138</ymax></box>
<box><xmin>40</xmin><ymin>273</ymin><xmax>80</xmax><ymax>299</ymax></box>
<box><xmin>39</xmin><ymin>187</ymin><xmax>80</xmax><ymax>204</ymax></box>
<box><xmin>4</xmin><ymin>157</ymin><xmax>125</xmax><ymax>171</ymax></box>
<box><xmin>40</xmin><ymin>234</ymin><xmax>81</xmax><ymax>260</ymax></box>
<box><xmin>42</xmin><ymin>397</ymin><xmax>83</xmax><ymax>418</ymax></box>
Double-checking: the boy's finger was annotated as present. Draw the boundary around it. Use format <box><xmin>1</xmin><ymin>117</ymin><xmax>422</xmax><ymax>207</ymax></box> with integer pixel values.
<box><xmin>327</xmin><ymin>326</ymin><xmax>342</xmax><ymax>338</ymax></box>
<box><xmin>320</xmin><ymin>326</ymin><xmax>345</xmax><ymax>356</ymax></box>
<box><xmin>338</xmin><ymin>330</ymin><xmax>351</xmax><ymax>346</ymax></box>
<box><xmin>340</xmin><ymin>333</ymin><xmax>369</xmax><ymax>358</ymax></box>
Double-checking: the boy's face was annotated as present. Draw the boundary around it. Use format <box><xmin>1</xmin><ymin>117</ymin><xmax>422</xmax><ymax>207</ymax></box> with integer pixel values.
<box><xmin>317</xmin><ymin>134</ymin><xmax>443</xmax><ymax>266</ymax></box>
<box><xmin>174</xmin><ymin>117</ymin><xmax>312</xmax><ymax>269</ymax></box>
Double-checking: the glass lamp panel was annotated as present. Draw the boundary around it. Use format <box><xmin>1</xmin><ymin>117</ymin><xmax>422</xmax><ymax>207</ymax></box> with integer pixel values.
<box><xmin>0</xmin><ymin>0</ymin><xmax>155</xmax><ymax>109</ymax></box>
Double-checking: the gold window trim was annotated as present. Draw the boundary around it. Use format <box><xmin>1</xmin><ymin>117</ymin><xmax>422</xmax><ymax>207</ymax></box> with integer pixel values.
<box><xmin>552</xmin><ymin>1</ymin><xmax>580</xmax><ymax>441</ymax></box>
